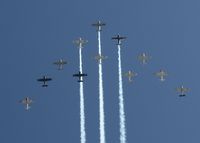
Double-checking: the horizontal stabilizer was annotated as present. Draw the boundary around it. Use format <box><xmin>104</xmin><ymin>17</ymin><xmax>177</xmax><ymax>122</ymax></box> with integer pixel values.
<box><xmin>179</xmin><ymin>94</ymin><xmax>186</xmax><ymax>97</ymax></box>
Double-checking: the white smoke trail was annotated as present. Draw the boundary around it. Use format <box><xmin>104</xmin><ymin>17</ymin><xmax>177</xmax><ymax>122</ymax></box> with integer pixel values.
<box><xmin>79</xmin><ymin>47</ymin><xmax>86</xmax><ymax>143</ymax></box>
<box><xmin>98</xmin><ymin>31</ymin><xmax>106</xmax><ymax>143</ymax></box>
<box><xmin>118</xmin><ymin>44</ymin><xmax>127</xmax><ymax>143</ymax></box>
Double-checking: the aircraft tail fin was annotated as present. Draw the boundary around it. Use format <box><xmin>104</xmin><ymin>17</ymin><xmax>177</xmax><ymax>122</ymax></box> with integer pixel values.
<box><xmin>179</xmin><ymin>94</ymin><xmax>186</xmax><ymax>97</ymax></box>
<box><xmin>42</xmin><ymin>84</ymin><xmax>48</xmax><ymax>87</ymax></box>
<box><xmin>25</xmin><ymin>106</ymin><xmax>31</xmax><ymax>111</ymax></box>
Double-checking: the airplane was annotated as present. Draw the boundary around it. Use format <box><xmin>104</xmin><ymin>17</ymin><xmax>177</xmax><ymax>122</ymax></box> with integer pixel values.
<box><xmin>37</xmin><ymin>76</ymin><xmax>52</xmax><ymax>87</ymax></box>
<box><xmin>176</xmin><ymin>85</ymin><xmax>189</xmax><ymax>97</ymax></box>
<box><xmin>53</xmin><ymin>59</ymin><xmax>67</xmax><ymax>70</ymax></box>
<box><xmin>73</xmin><ymin>71</ymin><xmax>87</xmax><ymax>82</ymax></box>
<box><xmin>154</xmin><ymin>69</ymin><xmax>167</xmax><ymax>81</ymax></box>
<box><xmin>123</xmin><ymin>70</ymin><xmax>138</xmax><ymax>82</ymax></box>
<box><xmin>73</xmin><ymin>37</ymin><xmax>88</xmax><ymax>48</ymax></box>
<box><xmin>92</xmin><ymin>21</ymin><xmax>106</xmax><ymax>31</ymax></box>
<box><xmin>138</xmin><ymin>53</ymin><xmax>151</xmax><ymax>64</ymax></box>
<box><xmin>19</xmin><ymin>97</ymin><xmax>33</xmax><ymax>110</ymax></box>
<box><xmin>111</xmin><ymin>34</ymin><xmax>126</xmax><ymax>45</ymax></box>
<box><xmin>94</xmin><ymin>54</ymin><xmax>108</xmax><ymax>63</ymax></box>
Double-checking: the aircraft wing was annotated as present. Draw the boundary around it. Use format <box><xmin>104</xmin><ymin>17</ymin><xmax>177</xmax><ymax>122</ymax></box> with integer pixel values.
<box><xmin>45</xmin><ymin>78</ymin><xmax>52</xmax><ymax>81</ymax></box>
<box><xmin>155</xmin><ymin>72</ymin><xmax>167</xmax><ymax>77</ymax></box>
<box><xmin>19</xmin><ymin>100</ymin><xmax>26</xmax><ymax>104</ymax></box>
<box><xmin>53</xmin><ymin>62</ymin><xmax>61</xmax><ymax>65</ymax></box>
<box><xmin>73</xmin><ymin>74</ymin><xmax>80</xmax><ymax>77</ymax></box>
<box><xmin>92</xmin><ymin>23</ymin><xmax>98</xmax><ymax>26</ymax></box>
<box><xmin>138</xmin><ymin>55</ymin><xmax>143</xmax><ymax>60</ymax></box>
<box><xmin>121</xmin><ymin>36</ymin><xmax>127</xmax><ymax>39</ymax></box>
<box><xmin>183</xmin><ymin>88</ymin><xmax>189</xmax><ymax>92</ymax></box>
<box><xmin>111</xmin><ymin>37</ymin><xmax>119</xmax><ymax>40</ymax></box>
<box><xmin>62</xmin><ymin>61</ymin><xmax>67</xmax><ymax>64</ymax></box>
<box><xmin>112</xmin><ymin>36</ymin><xmax>126</xmax><ymax>40</ymax></box>
<box><xmin>37</xmin><ymin>78</ymin><xmax>45</xmax><ymax>82</ymax></box>
<box><xmin>37</xmin><ymin>78</ymin><xmax>52</xmax><ymax>81</ymax></box>
<box><xmin>81</xmin><ymin>73</ymin><xmax>87</xmax><ymax>76</ymax></box>
<box><xmin>54</xmin><ymin>61</ymin><xmax>67</xmax><ymax>65</ymax></box>
<box><xmin>176</xmin><ymin>87</ymin><xmax>189</xmax><ymax>93</ymax></box>
<box><xmin>162</xmin><ymin>72</ymin><xmax>168</xmax><ymax>76</ymax></box>
<box><xmin>124</xmin><ymin>71</ymin><xmax>137</xmax><ymax>77</ymax></box>
<box><xmin>101</xmin><ymin>56</ymin><xmax>108</xmax><ymax>60</ymax></box>
<box><xmin>138</xmin><ymin>55</ymin><xmax>147</xmax><ymax>60</ymax></box>
<box><xmin>123</xmin><ymin>73</ymin><xmax>130</xmax><ymax>77</ymax></box>
<box><xmin>92</xmin><ymin>23</ymin><xmax>105</xmax><ymax>26</ymax></box>
<box><xmin>155</xmin><ymin>72</ymin><xmax>161</xmax><ymax>76</ymax></box>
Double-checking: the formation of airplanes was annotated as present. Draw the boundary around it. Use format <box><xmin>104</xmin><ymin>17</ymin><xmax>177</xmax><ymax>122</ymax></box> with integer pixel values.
<box><xmin>19</xmin><ymin>21</ymin><xmax>190</xmax><ymax>111</ymax></box>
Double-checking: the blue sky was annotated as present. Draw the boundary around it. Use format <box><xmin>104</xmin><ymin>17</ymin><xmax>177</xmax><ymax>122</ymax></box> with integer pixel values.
<box><xmin>1</xmin><ymin>0</ymin><xmax>200</xmax><ymax>143</ymax></box>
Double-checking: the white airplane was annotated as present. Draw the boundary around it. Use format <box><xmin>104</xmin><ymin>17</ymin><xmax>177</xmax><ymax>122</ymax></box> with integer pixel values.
<box><xmin>19</xmin><ymin>97</ymin><xmax>33</xmax><ymax>110</ymax></box>
<box><xmin>155</xmin><ymin>69</ymin><xmax>167</xmax><ymax>81</ymax></box>
<box><xmin>53</xmin><ymin>59</ymin><xmax>67</xmax><ymax>70</ymax></box>
<box><xmin>73</xmin><ymin>37</ymin><xmax>88</xmax><ymax>48</ymax></box>
<box><xmin>124</xmin><ymin>70</ymin><xmax>138</xmax><ymax>82</ymax></box>
<box><xmin>94</xmin><ymin>54</ymin><xmax>107</xmax><ymax>63</ymax></box>
<box><xmin>138</xmin><ymin>52</ymin><xmax>151</xmax><ymax>64</ymax></box>
<box><xmin>176</xmin><ymin>85</ymin><xmax>189</xmax><ymax>97</ymax></box>
<box><xmin>92</xmin><ymin>21</ymin><xmax>106</xmax><ymax>31</ymax></box>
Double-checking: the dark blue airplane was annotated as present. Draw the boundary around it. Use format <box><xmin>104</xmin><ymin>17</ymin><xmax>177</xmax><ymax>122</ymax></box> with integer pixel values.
<box><xmin>73</xmin><ymin>71</ymin><xmax>87</xmax><ymax>82</ymax></box>
<box><xmin>112</xmin><ymin>34</ymin><xmax>126</xmax><ymax>45</ymax></box>
<box><xmin>37</xmin><ymin>76</ymin><xmax>52</xmax><ymax>87</ymax></box>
